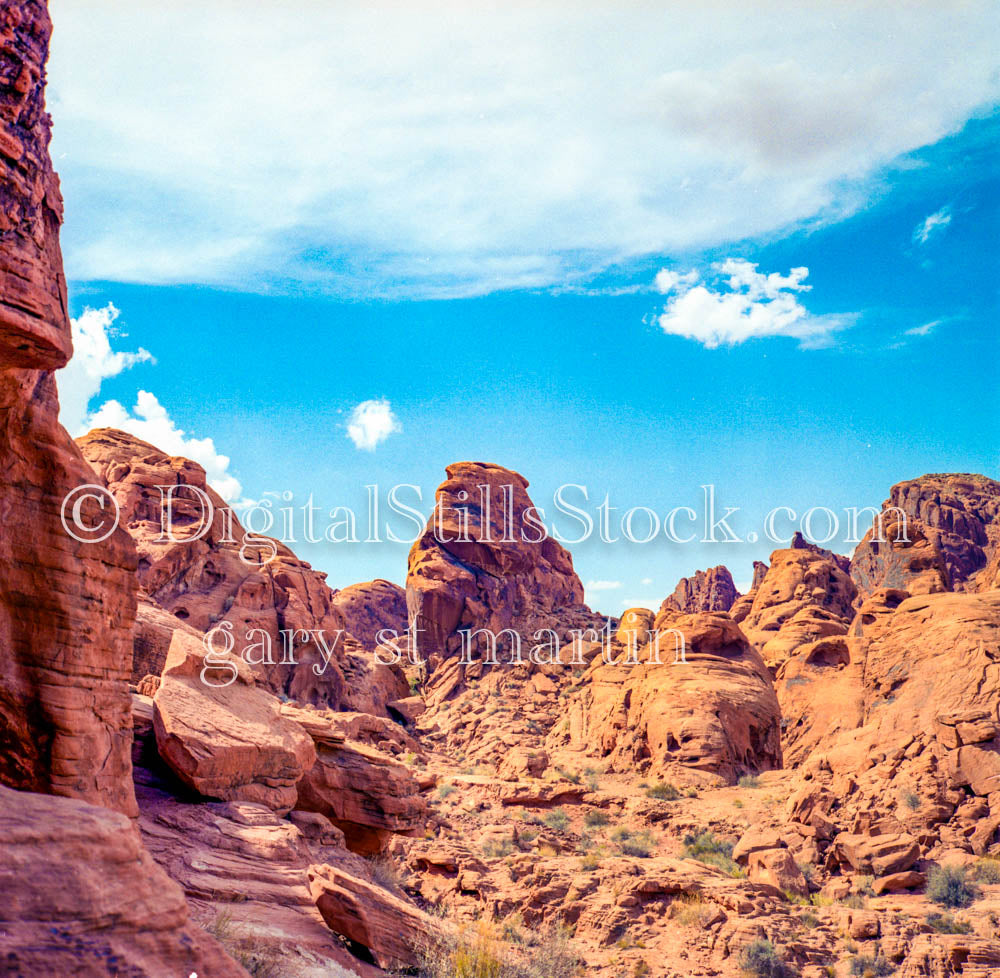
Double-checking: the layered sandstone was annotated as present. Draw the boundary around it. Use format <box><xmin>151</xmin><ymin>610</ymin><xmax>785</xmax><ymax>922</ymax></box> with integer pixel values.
<box><xmin>0</xmin><ymin>784</ymin><xmax>245</xmax><ymax>977</ymax></box>
<box><xmin>0</xmin><ymin>0</ymin><xmax>138</xmax><ymax>815</ymax></box>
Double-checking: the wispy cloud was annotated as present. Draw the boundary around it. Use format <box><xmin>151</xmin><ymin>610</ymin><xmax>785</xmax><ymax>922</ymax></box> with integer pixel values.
<box><xmin>586</xmin><ymin>580</ymin><xmax>623</xmax><ymax>592</ymax></box>
<box><xmin>346</xmin><ymin>399</ymin><xmax>401</xmax><ymax>452</ymax></box>
<box><xmin>48</xmin><ymin>2</ymin><xmax>1000</xmax><ymax>298</ymax></box>
<box><xmin>653</xmin><ymin>259</ymin><xmax>854</xmax><ymax>349</ymax></box>
<box><xmin>914</xmin><ymin>206</ymin><xmax>952</xmax><ymax>245</ymax></box>
<box><xmin>905</xmin><ymin>318</ymin><xmax>943</xmax><ymax>337</ymax></box>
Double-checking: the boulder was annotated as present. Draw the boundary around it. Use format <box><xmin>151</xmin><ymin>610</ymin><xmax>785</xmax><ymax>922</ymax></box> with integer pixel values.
<box><xmin>828</xmin><ymin>832</ymin><xmax>920</xmax><ymax>875</ymax></box>
<box><xmin>747</xmin><ymin>848</ymin><xmax>808</xmax><ymax>897</ymax></box>
<box><xmin>615</xmin><ymin>607</ymin><xmax>655</xmax><ymax>647</ymax></box>
<box><xmin>153</xmin><ymin>629</ymin><xmax>316</xmax><ymax>814</ymax></box>
<box><xmin>872</xmin><ymin>871</ymin><xmax>925</xmax><ymax>895</ymax></box>
<box><xmin>288</xmin><ymin>705</ymin><xmax>426</xmax><ymax>854</ymax></box>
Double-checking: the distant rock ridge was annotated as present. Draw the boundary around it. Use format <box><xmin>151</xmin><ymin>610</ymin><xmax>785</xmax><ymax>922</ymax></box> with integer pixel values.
<box><xmin>660</xmin><ymin>564</ymin><xmax>739</xmax><ymax>614</ymax></box>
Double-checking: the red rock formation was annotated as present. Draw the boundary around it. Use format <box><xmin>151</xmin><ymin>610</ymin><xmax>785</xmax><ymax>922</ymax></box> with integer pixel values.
<box><xmin>153</xmin><ymin>629</ymin><xmax>316</xmax><ymax>814</ymax></box>
<box><xmin>660</xmin><ymin>565</ymin><xmax>738</xmax><ymax>614</ymax></box>
<box><xmin>331</xmin><ymin>577</ymin><xmax>408</xmax><ymax>647</ymax></box>
<box><xmin>851</xmin><ymin>473</ymin><xmax>1000</xmax><ymax>597</ymax></box>
<box><xmin>287</xmin><ymin>704</ymin><xmax>427</xmax><ymax>854</ymax></box>
<box><xmin>79</xmin><ymin>427</ymin><xmax>407</xmax><ymax>714</ymax></box>
<box><xmin>740</xmin><ymin>543</ymin><xmax>856</xmax><ymax>669</ymax></box>
<box><xmin>729</xmin><ymin>559</ymin><xmax>768</xmax><ymax>623</ymax></box>
<box><xmin>0</xmin><ymin>0</ymin><xmax>138</xmax><ymax>816</ymax></box>
<box><xmin>0</xmin><ymin>785</ymin><xmax>245</xmax><ymax>977</ymax></box>
<box><xmin>406</xmin><ymin>462</ymin><xmax>587</xmax><ymax>666</ymax></box>
<box><xmin>556</xmin><ymin>611</ymin><xmax>782</xmax><ymax>783</ymax></box>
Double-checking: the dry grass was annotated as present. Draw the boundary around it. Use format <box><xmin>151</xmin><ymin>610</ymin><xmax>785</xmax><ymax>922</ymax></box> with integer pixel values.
<box><xmin>205</xmin><ymin>911</ymin><xmax>282</xmax><ymax>978</ymax></box>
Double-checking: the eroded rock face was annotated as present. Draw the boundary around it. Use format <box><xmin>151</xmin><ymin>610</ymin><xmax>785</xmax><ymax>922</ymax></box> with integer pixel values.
<box><xmin>0</xmin><ymin>785</ymin><xmax>245</xmax><ymax>977</ymax></box>
<box><xmin>0</xmin><ymin>0</ymin><xmax>138</xmax><ymax>816</ymax></box>
<box><xmin>729</xmin><ymin>560</ymin><xmax>768</xmax><ymax>623</ymax></box>
<box><xmin>741</xmin><ymin>544</ymin><xmax>856</xmax><ymax>669</ymax></box>
<box><xmin>79</xmin><ymin>427</ymin><xmax>407</xmax><ymax>715</ymax></box>
<box><xmin>556</xmin><ymin>612</ymin><xmax>782</xmax><ymax>783</ymax></box>
<box><xmin>406</xmin><ymin>462</ymin><xmax>587</xmax><ymax>665</ymax></box>
<box><xmin>153</xmin><ymin>629</ymin><xmax>316</xmax><ymax>815</ymax></box>
<box><xmin>851</xmin><ymin>473</ymin><xmax>1000</xmax><ymax>597</ymax></box>
<box><xmin>660</xmin><ymin>565</ymin><xmax>738</xmax><ymax>614</ymax></box>
<box><xmin>287</xmin><ymin>704</ymin><xmax>427</xmax><ymax>854</ymax></box>
<box><xmin>331</xmin><ymin>578</ymin><xmax>408</xmax><ymax>647</ymax></box>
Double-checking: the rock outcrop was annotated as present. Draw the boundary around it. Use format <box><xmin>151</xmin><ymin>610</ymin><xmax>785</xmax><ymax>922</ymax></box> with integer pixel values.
<box><xmin>287</xmin><ymin>704</ymin><xmax>427</xmax><ymax>854</ymax></box>
<box><xmin>0</xmin><ymin>784</ymin><xmax>245</xmax><ymax>977</ymax></box>
<box><xmin>153</xmin><ymin>628</ymin><xmax>316</xmax><ymax>814</ymax></box>
<box><xmin>406</xmin><ymin>462</ymin><xmax>587</xmax><ymax>665</ymax></box>
<box><xmin>0</xmin><ymin>0</ymin><xmax>138</xmax><ymax>816</ymax></box>
<box><xmin>741</xmin><ymin>542</ymin><xmax>857</xmax><ymax>669</ymax></box>
<box><xmin>851</xmin><ymin>473</ymin><xmax>1000</xmax><ymax>598</ymax></box>
<box><xmin>79</xmin><ymin>427</ymin><xmax>408</xmax><ymax>714</ymax></box>
<box><xmin>660</xmin><ymin>565</ymin><xmax>738</xmax><ymax>614</ymax></box>
<box><xmin>556</xmin><ymin>611</ymin><xmax>782</xmax><ymax>783</ymax></box>
<box><xmin>331</xmin><ymin>578</ymin><xmax>408</xmax><ymax>647</ymax></box>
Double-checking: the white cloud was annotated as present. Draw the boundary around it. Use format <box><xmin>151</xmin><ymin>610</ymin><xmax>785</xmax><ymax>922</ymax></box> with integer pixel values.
<box><xmin>87</xmin><ymin>391</ymin><xmax>244</xmax><ymax>503</ymax></box>
<box><xmin>586</xmin><ymin>580</ymin><xmax>623</xmax><ymax>592</ymax></box>
<box><xmin>641</xmin><ymin>577</ymin><xmax>653</xmax><ymax>586</ymax></box>
<box><xmin>346</xmin><ymin>399</ymin><xmax>401</xmax><ymax>452</ymax></box>
<box><xmin>914</xmin><ymin>206</ymin><xmax>952</xmax><ymax>244</ymax></box>
<box><xmin>654</xmin><ymin>259</ymin><xmax>852</xmax><ymax>348</ymax></box>
<box><xmin>46</xmin><ymin>1</ymin><xmax>1000</xmax><ymax>298</ymax></box>
<box><xmin>57</xmin><ymin>303</ymin><xmax>153</xmax><ymax>433</ymax></box>
<box><xmin>906</xmin><ymin>318</ymin><xmax>942</xmax><ymax>337</ymax></box>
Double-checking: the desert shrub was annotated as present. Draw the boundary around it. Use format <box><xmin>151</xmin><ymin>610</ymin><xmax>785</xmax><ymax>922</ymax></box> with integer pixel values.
<box><xmin>580</xmin><ymin>853</ymin><xmax>600</xmax><ymax>872</ymax></box>
<box><xmin>738</xmin><ymin>774</ymin><xmax>761</xmax><ymax>789</ymax></box>
<box><xmin>848</xmin><ymin>950</ymin><xmax>895</xmax><ymax>976</ymax></box>
<box><xmin>973</xmin><ymin>857</ymin><xmax>1000</xmax><ymax>884</ymax></box>
<box><xmin>367</xmin><ymin>855</ymin><xmax>404</xmax><ymax>892</ymax></box>
<box><xmin>739</xmin><ymin>938</ymin><xmax>798</xmax><ymax>978</ymax></box>
<box><xmin>205</xmin><ymin>912</ymin><xmax>282</xmax><ymax>978</ymax></box>
<box><xmin>620</xmin><ymin>830</ymin><xmax>656</xmax><ymax>858</ymax></box>
<box><xmin>482</xmin><ymin>837</ymin><xmax>515</xmax><ymax>859</ymax></box>
<box><xmin>633</xmin><ymin>962</ymin><xmax>651</xmax><ymax>977</ymax></box>
<box><xmin>925</xmin><ymin>912</ymin><xmax>972</xmax><ymax>934</ymax></box>
<box><xmin>670</xmin><ymin>894</ymin><xmax>717</xmax><ymax>928</ymax></box>
<box><xmin>583</xmin><ymin>810</ymin><xmax>610</xmax><ymax>828</ymax></box>
<box><xmin>416</xmin><ymin>919</ymin><xmax>580</xmax><ymax>978</ymax></box>
<box><xmin>902</xmin><ymin>791</ymin><xmax>921</xmax><ymax>811</ymax></box>
<box><xmin>611</xmin><ymin>826</ymin><xmax>632</xmax><ymax>843</ymax></box>
<box><xmin>645</xmin><ymin>782</ymin><xmax>681</xmax><ymax>801</ymax></box>
<box><xmin>683</xmin><ymin>830</ymin><xmax>744</xmax><ymax>877</ymax></box>
<box><xmin>585</xmin><ymin>774</ymin><xmax>601</xmax><ymax>791</ymax></box>
<box><xmin>556</xmin><ymin>767</ymin><xmax>582</xmax><ymax>785</ymax></box>
<box><xmin>542</xmin><ymin>808</ymin><xmax>570</xmax><ymax>833</ymax></box>
<box><xmin>927</xmin><ymin>865</ymin><xmax>980</xmax><ymax>908</ymax></box>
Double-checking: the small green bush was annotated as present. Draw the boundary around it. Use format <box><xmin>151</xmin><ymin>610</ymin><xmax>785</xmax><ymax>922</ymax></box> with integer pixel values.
<box><xmin>739</xmin><ymin>938</ymin><xmax>798</xmax><ymax>978</ymax></box>
<box><xmin>925</xmin><ymin>912</ymin><xmax>972</xmax><ymax>934</ymax></box>
<box><xmin>973</xmin><ymin>858</ymin><xmax>1000</xmax><ymax>884</ymax></box>
<box><xmin>848</xmin><ymin>950</ymin><xmax>895</xmax><ymax>976</ymax></box>
<box><xmin>645</xmin><ymin>782</ymin><xmax>681</xmax><ymax>800</ymax></box>
<box><xmin>542</xmin><ymin>808</ymin><xmax>570</xmax><ymax>833</ymax></box>
<box><xmin>620</xmin><ymin>830</ymin><xmax>656</xmax><ymax>858</ymax></box>
<box><xmin>683</xmin><ymin>830</ymin><xmax>744</xmax><ymax>877</ymax></box>
<box><xmin>738</xmin><ymin>774</ymin><xmax>761</xmax><ymax>789</ymax></box>
<box><xmin>437</xmin><ymin>783</ymin><xmax>457</xmax><ymax>799</ymax></box>
<box><xmin>927</xmin><ymin>865</ymin><xmax>980</xmax><ymax>909</ymax></box>
<box><xmin>583</xmin><ymin>809</ymin><xmax>610</xmax><ymax>828</ymax></box>
<box><xmin>902</xmin><ymin>791</ymin><xmax>921</xmax><ymax>811</ymax></box>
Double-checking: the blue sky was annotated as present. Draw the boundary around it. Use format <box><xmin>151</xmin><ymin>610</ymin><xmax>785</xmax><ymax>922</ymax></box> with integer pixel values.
<box><xmin>49</xmin><ymin>2</ymin><xmax>999</xmax><ymax>609</ymax></box>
